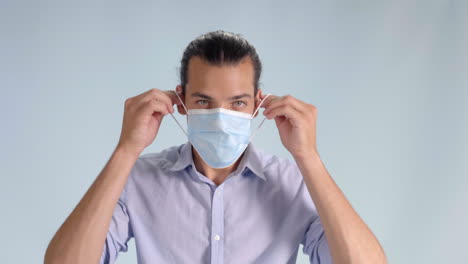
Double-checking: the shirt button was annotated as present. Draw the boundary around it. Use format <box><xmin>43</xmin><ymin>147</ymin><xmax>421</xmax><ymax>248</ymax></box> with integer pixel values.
<box><xmin>214</xmin><ymin>235</ymin><xmax>221</xmax><ymax>241</ymax></box>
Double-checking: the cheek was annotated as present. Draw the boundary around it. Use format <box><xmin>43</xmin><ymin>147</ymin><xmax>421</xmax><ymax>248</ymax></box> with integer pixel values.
<box><xmin>236</xmin><ymin>104</ymin><xmax>255</xmax><ymax>115</ymax></box>
<box><xmin>186</xmin><ymin>100</ymin><xmax>208</xmax><ymax>109</ymax></box>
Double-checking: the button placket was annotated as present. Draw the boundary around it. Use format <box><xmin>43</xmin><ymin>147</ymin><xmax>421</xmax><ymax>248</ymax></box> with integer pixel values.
<box><xmin>210</xmin><ymin>184</ymin><xmax>225</xmax><ymax>264</ymax></box>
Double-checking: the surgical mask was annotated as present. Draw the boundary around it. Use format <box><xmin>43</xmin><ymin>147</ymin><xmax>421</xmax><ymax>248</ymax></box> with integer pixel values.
<box><xmin>170</xmin><ymin>92</ymin><xmax>271</xmax><ymax>169</ymax></box>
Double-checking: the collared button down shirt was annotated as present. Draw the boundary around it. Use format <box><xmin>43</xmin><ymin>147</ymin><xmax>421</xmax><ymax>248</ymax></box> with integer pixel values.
<box><xmin>100</xmin><ymin>141</ymin><xmax>332</xmax><ymax>264</ymax></box>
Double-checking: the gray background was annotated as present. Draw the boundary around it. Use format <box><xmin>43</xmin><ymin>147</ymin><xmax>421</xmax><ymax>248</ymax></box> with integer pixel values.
<box><xmin>1</xmin><ymin>0</ymin><xmax>467</xmax><ymax>263</ymax></box>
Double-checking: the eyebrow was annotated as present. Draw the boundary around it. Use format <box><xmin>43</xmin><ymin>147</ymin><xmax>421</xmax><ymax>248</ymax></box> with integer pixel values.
<box><xmin>191</xmin><ymin>92</ymin><xmax>213</xmax><ymax>100</ymax></box>
<box><xmin>190</xmin><ymin>92</ymin><xmax>252</xmax><ymax>100</ymax></box>
<box><xmin>229</xmin><ymin>93</ymin><xmax>252</xmax><ymax>100</ymax></box>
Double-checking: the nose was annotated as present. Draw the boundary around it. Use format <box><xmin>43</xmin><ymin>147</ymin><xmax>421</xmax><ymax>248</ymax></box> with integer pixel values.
<box><xmin>211</xmin><ymin>102</ymin><xmax>225</xmax><ymax>109</ymax></box>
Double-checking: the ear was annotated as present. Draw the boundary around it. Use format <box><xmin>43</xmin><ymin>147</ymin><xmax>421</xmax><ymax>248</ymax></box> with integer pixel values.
<box><xmin>253</xmin><ymin>88</ymin><xmax>263</xmax><ymax>118</ymax></box>
<box><xmin>175</xmin><ymin>85</ymin><xmax>187</xmax><ymax>115</ymax></box>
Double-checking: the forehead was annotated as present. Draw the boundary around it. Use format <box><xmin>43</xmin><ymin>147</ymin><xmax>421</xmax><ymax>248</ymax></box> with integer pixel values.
<box><xmin>186</xmin><ymin>56</ymin><xmax>255</xmax><ymax>97</ymax></box>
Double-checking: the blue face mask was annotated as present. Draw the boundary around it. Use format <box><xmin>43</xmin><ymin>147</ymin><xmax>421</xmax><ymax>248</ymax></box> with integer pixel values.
<box><xmin>170</xmin><ymin>92</ymin><xmax>271</xmax><ymax>169</ymax></box>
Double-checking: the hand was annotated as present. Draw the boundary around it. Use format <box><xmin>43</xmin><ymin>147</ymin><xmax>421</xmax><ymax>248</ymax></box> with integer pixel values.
<box><xmin>260</xmin><ymin>91</ymin><xmax>318</xmax><ymax>160</ymax></box>
<box><xmin>116</xmin><ymin>88</ymin><xmax>180</xmax><ymax>155</ymax></box>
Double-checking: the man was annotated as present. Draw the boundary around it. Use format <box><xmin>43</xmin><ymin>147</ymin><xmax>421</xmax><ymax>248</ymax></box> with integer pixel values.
<box><xmin>45</xmin><ymin>30</ymin><xmax>387</xmax><ymax>264</ymax></box>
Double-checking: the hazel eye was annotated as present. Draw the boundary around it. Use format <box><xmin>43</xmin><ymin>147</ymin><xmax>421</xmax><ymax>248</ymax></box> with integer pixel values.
<box><xmin>197</xmin><ymin>100</ymin><xmax>208</xmax><ymax>105</ymax></box>
<box><xmin>233</xmin><ymin>101</ymin><xmax>245</xmax><ymax>107</ymax></box>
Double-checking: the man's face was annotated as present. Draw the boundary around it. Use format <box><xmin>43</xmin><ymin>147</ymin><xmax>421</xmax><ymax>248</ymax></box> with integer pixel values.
<box><xmin>176</xmin><ymin>56</ymin><xmax>261</xmax><ymax>116</ymax></box>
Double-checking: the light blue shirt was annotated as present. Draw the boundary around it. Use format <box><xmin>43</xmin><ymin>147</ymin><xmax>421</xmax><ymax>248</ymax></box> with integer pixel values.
<box><xmin>100</xmin><ymin>141</ymin><xmax>332</xmax><ymax>264</ymax></box>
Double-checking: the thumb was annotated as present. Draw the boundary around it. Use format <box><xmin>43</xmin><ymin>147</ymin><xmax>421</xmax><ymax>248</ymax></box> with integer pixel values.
<box><xmin>274</xmin><ymin>115</ymin><xmax>287</xmax><ymax>127</ymax></box>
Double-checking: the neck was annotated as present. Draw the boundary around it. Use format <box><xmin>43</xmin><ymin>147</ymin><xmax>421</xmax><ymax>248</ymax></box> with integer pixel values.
<box><xmin>192</xmin><ymin>146</ymin><xmax>244</xmax><ymax>186</ymax></box>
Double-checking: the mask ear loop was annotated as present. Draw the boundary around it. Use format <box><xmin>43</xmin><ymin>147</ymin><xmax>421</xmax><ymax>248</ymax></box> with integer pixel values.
<box><xmin>249</xmin><ymin>93</ymin><xmax>271</xmax><ymax>142</ymax></box>
<box><xmin>169</xmin><ymin>91</ymin><xmax>189</xmax><ymax>137</ymax></box>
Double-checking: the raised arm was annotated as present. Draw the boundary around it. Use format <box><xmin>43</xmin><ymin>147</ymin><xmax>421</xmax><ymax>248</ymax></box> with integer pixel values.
<box><xmin>261</xmin><ymin>92</ymin><xmax>387</xmax><ymax>263</ymax></box>
<box><xmin>44</xmin><ymin>88</ymin><xmax>178</xmax><ymax>263</ymax></box>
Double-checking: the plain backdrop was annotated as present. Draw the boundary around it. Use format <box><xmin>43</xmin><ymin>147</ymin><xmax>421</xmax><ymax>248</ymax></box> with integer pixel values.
<box><xmin>1</xmin><ymin>0</ymin><xmax>467</xmax><ymax>263</ymax></box>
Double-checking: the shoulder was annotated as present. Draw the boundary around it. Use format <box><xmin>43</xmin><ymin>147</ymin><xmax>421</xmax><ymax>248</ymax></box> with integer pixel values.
<box><xmin>124</xmin><ymin>143</ymin><xmax>186</xmax><ymax>186</ymax></box>
<box><xmin>135</xmin><ymin>143</ymin><xmax>185</xmax><ymax>170</ymax></box>
<box><xmin>122</xmin><ymin>143</ymin><xmax>186</xmax><ymax>197</ymax></box>
<box><xmin>254</xmin><ymin>146</ymin><xmax>304</xmax><ymax>187</ymax></box>
<box><xmin>255</xmin><ymin>147</ymin><xmax>318</xmax><ymax>214</ymax></box>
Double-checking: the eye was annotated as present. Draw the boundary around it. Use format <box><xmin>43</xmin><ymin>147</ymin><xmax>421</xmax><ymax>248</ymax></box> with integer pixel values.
<box><xmin>232</xmin><ymin>101</ymin><xmax>246</xmax><ymax>107</ymax></box>
<box><xmin>196</xmin><ymin>100</ymin><xmax>208</xmax><ymax>106</ymax></box>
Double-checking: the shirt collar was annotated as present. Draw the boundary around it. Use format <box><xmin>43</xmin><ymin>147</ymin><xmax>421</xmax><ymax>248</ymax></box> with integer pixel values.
<box><xmin>168</xmin><ymin>141</ymin><xmax>266</xmax><ymax>181</ymax></box>
<box><xmin>167</xmin><ymin>141</ymin><xmax>193</xmax><ymax>172</ymax></box>
<box><xmin>236</xmin><ymin>142</ymin><xmax>266</xmax><ymax>181</ymax></box>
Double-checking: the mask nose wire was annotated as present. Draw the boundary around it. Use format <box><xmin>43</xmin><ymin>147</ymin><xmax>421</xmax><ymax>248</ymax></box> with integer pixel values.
<box><xmin>249</xmin><ymin>93</ymin><xmax>271</xmax><ymax>142</ymax></box>
<box><xmin>169</xmin><ymin>91</ymin><xmax>189</xmax><ymax>137</ymax></box>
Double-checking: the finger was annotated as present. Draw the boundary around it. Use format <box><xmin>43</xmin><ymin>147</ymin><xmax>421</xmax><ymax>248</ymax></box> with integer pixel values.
<box><xmin>139</xmin><ymin>99</ymin><xmax>170</xmax><ymax>116</ymax></box>
<box><xmin>264</xmin><ymin>104</ymin><xmax>302</xmax><ymax>121</ymax></box>
<box><xmin>132</xmin><ymin>88</ymin><xmax>158</xmax><ymax>102</ymax></box>
<box><xmin>264</xmin><ymin>95</ymin><xmax>306</xmax><ymax>114</ymax></box>
<box><xmin>141</xmin><ymin>89</ymin><xmax>174</xmax><ymax>113</ymax></box>
<box><xmin>163</xmin><ymin>90</ymin><xmax>183</xmax><ymax>106</ymax></box>
<box><xmin>131</xmin><ymin>88</ymin><xmax>161</xmax><ymax>107</ymax></box>
<box><xmin>274</xmin><ymin>115</ymin><xmax>287</xmax><ymax>127</ymax></box>
<box><xmin>260</xmin><ymin>94</ymin><xmax>280</xmax><ymax>109</ymax></box>
<box><xmin>156</xmin><ymin>91</ymin><xmax>178</xmax><ymax>113</ymax></box>
<box><xmin>124</xmin><ymin>89</ymin><xmax>153</xmax><ymax>112</ymax></box>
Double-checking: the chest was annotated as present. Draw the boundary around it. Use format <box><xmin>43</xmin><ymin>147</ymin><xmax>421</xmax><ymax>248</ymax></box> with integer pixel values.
<box><xmin>127</xmin><ymin>173</ymin><xmax>310</xmax><ymax>263</ymax></box>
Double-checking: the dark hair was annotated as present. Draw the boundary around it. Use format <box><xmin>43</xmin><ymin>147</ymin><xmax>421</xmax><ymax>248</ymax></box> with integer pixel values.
<box><xmin>179</xmin><ymin>30</ymin><xmax>262</xmax><ymax>95</ymax></box>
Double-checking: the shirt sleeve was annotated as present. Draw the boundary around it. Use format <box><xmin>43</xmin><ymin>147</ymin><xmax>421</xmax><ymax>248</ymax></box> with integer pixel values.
<box><xmin>99</xmin><ymin>185</ymin><xmax>134</xmax><ymax>264</ymax></box>
<box><xmin>300</xmin><ymin>215</ymin><xmax>332</xmax><ymax>264</ymax></box>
